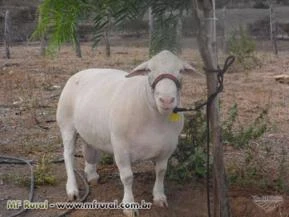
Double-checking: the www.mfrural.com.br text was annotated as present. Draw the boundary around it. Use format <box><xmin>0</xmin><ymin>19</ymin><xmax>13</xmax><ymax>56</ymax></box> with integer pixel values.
<box><xmin>7</xmin><ymin>199</ymin><xmax>152</xmax><ymax>210</ymax></box>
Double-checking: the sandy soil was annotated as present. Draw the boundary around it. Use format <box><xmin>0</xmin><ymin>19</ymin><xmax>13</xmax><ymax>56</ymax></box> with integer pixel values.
<box><xmin>1</xmin><ymin>44</ymin><xmax>289</xmax><ymax>217</ymax></box>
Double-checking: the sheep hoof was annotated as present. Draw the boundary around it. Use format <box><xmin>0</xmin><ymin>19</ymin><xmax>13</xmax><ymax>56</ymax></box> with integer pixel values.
<box><xmin>153</xmin><ymin>197</ymin><xmax>168</xmax><ymax>208</ymax></box>
<box><xmin>67</xmin><ymin>191</ymin><xmax>79</xmax><ymax>201</ymax></box>
<box><xmin>66</xmin><ymin>185</ymin><xmax>79</xmax><ymax>201</ymax></box>
<box><xmin>86</xmin><ymin>173</ymin><xmax>100</xmax><ymax>186</ymax></box>
<box><xmin>123</xmin><ymin>209</ymin><xmax>139</xmax><ymax>217</ymax></box>
<box><xmin>88</xmin><ymin>177</ymin><xmax>99</xmax><ymax>186</ymax></box>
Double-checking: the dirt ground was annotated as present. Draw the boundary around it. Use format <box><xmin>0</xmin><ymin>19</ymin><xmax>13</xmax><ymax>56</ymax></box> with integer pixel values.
<box><xmin>1</xmin><ymin>43</ymin><xmax>289</xmax><ymax>217</ymax></box>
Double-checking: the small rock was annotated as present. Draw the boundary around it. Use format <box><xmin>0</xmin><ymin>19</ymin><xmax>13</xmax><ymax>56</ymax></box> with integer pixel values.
<box><xmin>274</xmin><ymin>74</ymin><xmax>289</xmax><ymax>84</ymax></box>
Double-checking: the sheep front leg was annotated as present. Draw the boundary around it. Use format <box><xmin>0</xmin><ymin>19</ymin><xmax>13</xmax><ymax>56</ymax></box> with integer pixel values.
<box><xmin>113</xmin><ymin>143</ymin><xmax>139</xmax><ymax>217</ymax></box>
<box><xmin>83</xmin><ymin>144</ymin><xmax>100</xmax><ymax>185</ymax></box>
<box><xmin>61</xmin><ymin>129</ymin><xmax>79</xmax><ymax>201</ymax></box>
<box><xmin>153</xmin><ymin>158</ymin><xmax>169</xmax><ymax>208</ymax></box>
<box><xmin>118</xmin><ymin>165</ymin><xmax>138</xmax><ymax>217</ymax></box>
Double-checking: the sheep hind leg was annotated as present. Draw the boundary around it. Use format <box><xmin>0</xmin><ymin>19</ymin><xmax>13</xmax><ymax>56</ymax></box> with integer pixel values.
<box><xmin>61</xmin><ymin>127</ymin><xmax>79</xmax><ymax>201</ymax></box>
<box><xmin>153</xmin><ymin>158</ymin><xmax>169</xmax><ymax>208</ymax></box>
<box><xmin>83</xmin><ymin>144</ymin><xmax>100</xmax><ymax>185</ymax></box>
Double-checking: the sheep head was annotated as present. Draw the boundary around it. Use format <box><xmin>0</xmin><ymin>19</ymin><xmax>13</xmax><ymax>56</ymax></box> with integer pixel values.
<box><xmin>126</xmin><ymin>50</ymin><xmax>196</xmax><ymax>115</ymax></box>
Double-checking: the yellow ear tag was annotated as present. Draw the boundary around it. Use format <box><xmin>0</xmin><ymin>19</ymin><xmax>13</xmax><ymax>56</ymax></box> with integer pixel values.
<box><xmin>169</xmin><ymin>112</ymin><xmax>181</xmax><ymax>122</ymax></box>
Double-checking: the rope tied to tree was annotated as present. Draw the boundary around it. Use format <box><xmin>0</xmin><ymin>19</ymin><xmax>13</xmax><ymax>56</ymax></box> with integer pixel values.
<box><xmin>173</xmin><ymin>55</ymin><xmax>235</xmax><ymax>113</ymax></box>
<box><xmin>173</xmin><ymin>55</ymin><xmax>235</xmax><ymax>217</ymax></box>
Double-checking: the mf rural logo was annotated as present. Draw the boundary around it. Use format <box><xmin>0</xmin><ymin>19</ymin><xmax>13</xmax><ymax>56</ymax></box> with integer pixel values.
<box><xmin>252</xmin><ymin>195</ymin><xmax>283</xmax><ymax>213</ymax></box>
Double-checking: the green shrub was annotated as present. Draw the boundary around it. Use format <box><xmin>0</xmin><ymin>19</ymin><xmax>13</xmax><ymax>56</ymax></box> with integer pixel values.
<box><xmin>227</xmin><ymin>144</ymin><xmax>289</xmax><ymax>192</ymax></box>
<box><xmin>222</xmin><ymin>103</ymin><xmax>268</xmax><ymax>148</ymax></box>
<box><xmin>1</xmin><ymin>173</ymin><xmax>31</xmax><ymax>187</ymax></box>
<box><xmin>100</xmin><ymin>153</ymin><xmax>114</xmax><ymax>165</ymax></box>
<box><xmin>228</xmin><ymin>26</ymin><xmax>261</xmax><ymax>71</ymax></box>
<box><xmin>34</xmin><ymin>155</ymin><xmax>56</xmax><ymax>186</ymax></box>
<box><xmin>167</xmin><ymin>110</ymin><xmax>207</xmax><ymax>182</ymax></box>
<box><xmin>1</xmin><ymin>155</ymin><xmax>57</xmax><ymax>187</ymax></box>
<box><xmin>167</xmin><ymin>103</ymin><xmax>269</xmax><ymax>182</ymax></box>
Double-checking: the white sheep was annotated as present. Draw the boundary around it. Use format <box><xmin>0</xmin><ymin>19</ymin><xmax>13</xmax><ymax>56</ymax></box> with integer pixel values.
<box><xmin>56</xmin><ymin>50</ymin><xmax>195</xmax><ymax>216</ymax></box>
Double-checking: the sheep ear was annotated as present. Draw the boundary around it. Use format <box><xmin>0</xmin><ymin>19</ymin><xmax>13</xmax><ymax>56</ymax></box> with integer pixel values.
<box><xmin>126</xmin><ymin>61</ymin><xmax>150</xmax><ymax>78</ymax></box>
<box><xmin>181</xmin><ymin>62</ymin><xmax>203</xmax><ymax>76</ymax></box>
<box><xmin>181</xmin><ymin>62</ymin><xmax>197</xmax><ymax>74</ymax></box>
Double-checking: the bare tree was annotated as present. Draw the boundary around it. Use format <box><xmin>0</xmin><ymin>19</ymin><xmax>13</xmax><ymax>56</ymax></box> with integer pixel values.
<box><xmin>75</xmin><ymin>25</ymin><xmax>82</xmax><ymax>58</ymax></box>
<box><xmin>148</xmin><ymin>7</ymin><xmax>154</xmax><ymax>54</ymax></box>
<box><xmin>176</xmin><ymin>9</ymin><xmax>183</xmax><ymax>54</ymax></box>
<box><xmin>4</xmin><ymin>10</ymin><xmax>11</xmax><ymax>59</ymax></box>
<box><xmin>104</xmin><ymin>13</ymin><xmax>111</xmax><ymax>57</ymax></box>
<box><xmin>40</xmin><ymin>35</ymin><xmax>47</xmax><ymax>56</ymax></box>
<box><xmin>222</xmin><ymin>7</ymin><xmax>227</xmax><ymax>52</ymax></box>
<box><xmin>193</xmin><ymin>0</ymin><xmax>231</xmax><ymax>217</ymax></box>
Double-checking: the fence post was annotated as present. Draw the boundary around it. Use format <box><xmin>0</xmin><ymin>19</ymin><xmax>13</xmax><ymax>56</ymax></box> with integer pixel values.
<box><xmin>4</xmin><ymin>10</ymin><xmax>11</xmax><ymax>59</ymax></box>
<box><xmin>269</xmin><ymin>5</ymin><xmax>278</xmax><ymax>55</ymax></box>
<box><xmin>222</xmin><ymin>7</ymin><xmax>227</xmax><ymax>53</ymax></box>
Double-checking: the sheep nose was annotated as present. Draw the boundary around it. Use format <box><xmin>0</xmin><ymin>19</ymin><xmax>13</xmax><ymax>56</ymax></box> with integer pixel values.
<box><xmin>160</xmin><ymin>97</ymin><xmax>175</xmax><ymax>105</ymax></box>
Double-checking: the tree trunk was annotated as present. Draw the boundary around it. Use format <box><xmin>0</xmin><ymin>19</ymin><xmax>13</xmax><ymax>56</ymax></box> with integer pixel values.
<box><xmin>40</xmin><ymin>35</ymin><xmax>47</xmax><ymax>56</ymax></box>
<box><xmin>104</xmin><ymin>30</ymin><xmax>111</xmax><ymax>57</ymax></box>
<box><xmin>104</xmin><ymin>14</ymin><xmax>111</xmax><ymax>57</ymax></box>
<box><xmin>4</xmin><ymin>10</ymin><xmax>11</xmax><ymax>59</ymax></box>
<box><xmin>176</xmin><ymin>10</ymin><xmax>183</xmax><ymax>54</ymax></box>
<box><xmin>222</xmin><ymin>7</ymin><xmax>227</xmax><ymax>53</ymax></box>
<box><xmin>37</xmin><ymin>11</ymin><xmax>47</xmax><ymax>56</ymax></box>
<box><xmin>192</xmin><ymin>1</ymin><xmax>231</xmax><ymax>217</ymax></box>
<box><xmin>148</xmin><ymin>7</ymin><xmax>154</xmax><ymax>56</ymax></box>
<box><xmin>75</xmin><ymin>25</ymin><xmax>82</xmax><ymax>58</ymax></box>
<box><xmin>212</xmin><ymin>1</ymin><xmax>217</xmax><ymax>60</ymax></box>
<box><xmin>148</xmin><ymin>7</ymin><xmax>154</xmax><ymax>38</ymax></box>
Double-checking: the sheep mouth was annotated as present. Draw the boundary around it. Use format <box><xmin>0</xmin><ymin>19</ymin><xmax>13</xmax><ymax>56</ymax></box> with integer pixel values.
<box><xmin>161</xmin><ymin>107</ymin><xmax>170</xmax><ymax>111</ymax></box>
<box><xmin>159</xmin><ymin>106</ymin><xmax>174</xmax><ymax>113</ymax></box>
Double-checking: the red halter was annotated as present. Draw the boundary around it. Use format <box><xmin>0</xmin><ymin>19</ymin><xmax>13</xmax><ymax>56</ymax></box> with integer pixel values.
<box><xmin>151</xmin><ymin>74</ymin><xmax>181</xmax><ymax>90</ymax></box>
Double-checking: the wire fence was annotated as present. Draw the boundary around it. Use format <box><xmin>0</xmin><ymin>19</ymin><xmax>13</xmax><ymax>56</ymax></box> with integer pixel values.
<box><xmin>1</xmin><ymin>5</ymin><xmax>289</xmax><ymax>57</ymax></box>
<box><xmin>216</xmin><ymin>6</ymin><xmax>289</xmax><ymax>53</ymax></box>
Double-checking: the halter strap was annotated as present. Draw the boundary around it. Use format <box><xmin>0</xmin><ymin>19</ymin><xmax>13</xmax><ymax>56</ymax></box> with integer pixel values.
<box><xmin>151</xmin><ymin>74</ymin><xmax>181</xmax><ymax>90</ymax></box>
